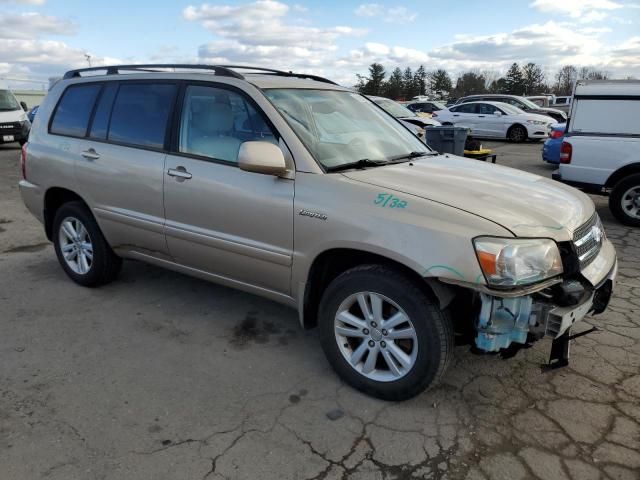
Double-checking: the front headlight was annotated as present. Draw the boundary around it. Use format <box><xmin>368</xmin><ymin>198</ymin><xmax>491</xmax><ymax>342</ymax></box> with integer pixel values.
<box><xmin>527</xmin><ymin>120</ymin><xmax>547</xmax><ymax>125</ymax></box>
<box><xmin>473</xmin><ymin>237</ymin><xmax>563</xmax><ymax>287</ymax></box>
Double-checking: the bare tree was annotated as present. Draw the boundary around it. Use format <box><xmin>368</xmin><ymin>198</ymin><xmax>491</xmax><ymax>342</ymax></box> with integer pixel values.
<box><xmin>554</xmin><ymin>65</ymin><xmax>578</xmax><ymax>96</ymax></box>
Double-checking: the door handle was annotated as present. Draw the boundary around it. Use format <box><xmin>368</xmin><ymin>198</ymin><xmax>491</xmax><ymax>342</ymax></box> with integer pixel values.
<box><xmin>167</xmin><ymin>166</ymin><xmax>192</xmax><ymax>180</ymax></box>
<box><xmin>478</xmin><ymin>115</ymin><xmax>485</xmax><ymax>118</ymax></box>
<box><xmin>81</xmin><ymin>148</ymin><xmax>100</xmax><ymax>160</ymax></box>
<box><xmin>453</xmin><ymin>114</ymin><xmax>459</xmax><ymax>117</ymax></box>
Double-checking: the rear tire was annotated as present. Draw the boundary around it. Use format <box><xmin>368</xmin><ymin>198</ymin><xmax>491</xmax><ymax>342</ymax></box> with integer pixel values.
<box><xmin>609</xmin><ymin>174</ymin><xmax>640</xmax><ymax>227</ymax></box>
<box><xmin>508</xmin><ymin>124</ymin><xmax>527</xmax><ymax>143</ymax></box>
<box><xmin>318</xmin><ymin>265</ymin><xmax>454</xmax><ymax>401</ymax></box>
<box><xmin>53</xmin><ymin>201</ymin><xmax>122</xmax><ymax>287</ymax></box>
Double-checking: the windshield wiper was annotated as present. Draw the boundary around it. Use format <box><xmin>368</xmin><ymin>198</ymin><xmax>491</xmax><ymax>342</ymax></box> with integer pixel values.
<box><xmin>326</xmin><ymin>158</ymin><xmax>388</xmax><ymax>172</ymax></box>
<box><xmin>388</xmin><ymin>151</ymin><xmax>438</xmax><ymax>162</ymax></box>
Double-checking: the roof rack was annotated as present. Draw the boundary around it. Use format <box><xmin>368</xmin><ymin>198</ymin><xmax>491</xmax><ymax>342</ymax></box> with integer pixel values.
<box><xmin>220</xmin><ymin>66</ymin><xmax>339</xmax><ymax>85</ymax></box>
<box><xmin>62</xmin><ymin>64</ymin><xmax>244</xmax><ymax>80</ymax></box>
<box><xmin>62</xmin><ymin>63</ymin><xmax>338</xmax><ymax>85</ymax></box>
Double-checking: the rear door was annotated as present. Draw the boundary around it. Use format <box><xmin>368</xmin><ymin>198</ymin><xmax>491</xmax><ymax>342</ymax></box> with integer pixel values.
<box><xmin>449</xmin><ymin>103</ymin><xmax>478</xmax><ymax>131</ymax></box>
<box><xmin>162</xmin><ymin>83</ymin><xmax>294</xmax><ymax>295</ymax></box>
<box><xmin>71</xmin><ymin>81</ymin><xmax>177</xmax><ymax>257</ymax></box>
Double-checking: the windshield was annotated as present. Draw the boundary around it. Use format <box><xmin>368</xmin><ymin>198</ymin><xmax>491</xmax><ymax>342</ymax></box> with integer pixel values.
<box><xmin>430</xmin><ymin>101</ymin><xmax>447</xmax><ymax>111</ymax></box>
<box><xmin>264</xmin><ymin>89</ymin><xmax>429</xmax><ymax>170</ymax></box>
<box><xmin>0</xmin><ymin>90</ymin><xmax>20</xmax><ymax>111</ymax></box>
<box><xmin>517</xmin><ymin>97</ymin><xmax>541</xmax><ymax>109</ymax></box>
<box><xmin>371</xmin><ymin>97</ymin><xmax>416</xmax><ymax>118</ymax></box>
<box><xmin>498</xmin><ymin>103</ymin><xmax>525</xmax><ymax>115</ymax></box>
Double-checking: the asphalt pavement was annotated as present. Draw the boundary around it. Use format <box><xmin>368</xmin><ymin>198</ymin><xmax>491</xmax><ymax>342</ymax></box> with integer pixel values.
<box><xmin>1</xmin><ymin>140</ymin><xmax>639</xmax><ymax>480</ymax></box>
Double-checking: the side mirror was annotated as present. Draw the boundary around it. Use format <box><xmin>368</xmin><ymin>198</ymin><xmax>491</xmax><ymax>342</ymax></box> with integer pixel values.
<box><xmin>238</xmin><ymin>141</ymin><xmax>287</xmax><ymax>176</ymax></box>
<box><xmin>20</xmin><ymin>101</ymin><xmax>28</xmax><ymax>111</ymax></box>
<box><xmin>493</xmin><ymin>111</ymin><xmax>502</xmax><ymax>117</ymax></box>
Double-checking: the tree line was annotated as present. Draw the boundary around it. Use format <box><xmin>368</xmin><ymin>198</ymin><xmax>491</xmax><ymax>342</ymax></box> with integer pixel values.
<box><xmin>355</xmin><ymin>62</ymin><xmax>613</xmax><ymax>100</ymax></box>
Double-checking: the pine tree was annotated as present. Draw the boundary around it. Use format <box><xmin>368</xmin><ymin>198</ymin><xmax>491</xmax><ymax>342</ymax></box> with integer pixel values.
<box><xmin>384</xmin><ymin>67</ymin><xmax>404</xmax><ymax>99</ymax></box>
<box><xmin>430</xmin><ymin>69</ymin><xmax>453</xmax><ymax>95</ymax></box>
<box><xmin>504</xmin><ymin>63</ymin><xmax>524</xmax><ymax>95</ymax></box>
<box><xmin>414</xmin><ymin>65</ymin><xmax>427</xmax><ymax>96</ymax></box>
<box><xmin>402</xmin><ymin>67</ymin><xmax>414</xmax><ymax>99</ymax></box>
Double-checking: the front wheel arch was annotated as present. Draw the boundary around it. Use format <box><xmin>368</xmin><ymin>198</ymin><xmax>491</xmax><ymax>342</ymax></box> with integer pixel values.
<box><xmin>301</xmin><ymin>248</ymin><xmax>458</xmax><ymax>330</ymax></box>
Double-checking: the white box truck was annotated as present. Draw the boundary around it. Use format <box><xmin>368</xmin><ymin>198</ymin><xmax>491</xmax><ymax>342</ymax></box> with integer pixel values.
<box><xmin>553</xmin><ymin>80</ymin><xmax>640</xmax><ymax>226</ymax></box>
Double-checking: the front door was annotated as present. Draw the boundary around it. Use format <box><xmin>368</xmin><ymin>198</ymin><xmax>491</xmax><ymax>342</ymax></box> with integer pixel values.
<box><xmin>163</xmin><ymin>84</ymin><xmax>294</xmax><ymax>295</ymax></box>
<box><xmin>475</xmin><ymin>103</ymin><xmax>504</xmax><ymax>137</ymax></box>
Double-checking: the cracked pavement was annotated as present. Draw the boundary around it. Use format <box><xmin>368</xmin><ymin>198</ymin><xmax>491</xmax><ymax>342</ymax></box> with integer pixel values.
<box><xmin>1</xmin><ymin>142</ymin><xmax>639</xmax><ymax>479</ymax></box>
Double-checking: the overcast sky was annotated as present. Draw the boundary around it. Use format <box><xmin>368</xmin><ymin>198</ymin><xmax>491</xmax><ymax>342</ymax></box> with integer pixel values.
<box><xmin>1</xmin><ymin>0</ymin><xmax>639</xmax><ymax>89</ymax></box>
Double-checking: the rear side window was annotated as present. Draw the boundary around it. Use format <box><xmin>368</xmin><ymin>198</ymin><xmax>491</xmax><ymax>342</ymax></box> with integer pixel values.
<box><xmin>89</xmin><ymin>83</ymin><xmax>118</xmax><ymax>140</ymax></box>
<box><xmin>50</xmin><ymin>84</ymin><xmax>101</xmax><ymax>137</ymax></box>
<box><xmin>108</xmin><ymin>83</ymin><xmax>177</xmax><ymax>149</ymax></box>
<box><xmin>571</xmin><ymin>99</ymin><xmax>640</xmax><ymax>135</ymax></box>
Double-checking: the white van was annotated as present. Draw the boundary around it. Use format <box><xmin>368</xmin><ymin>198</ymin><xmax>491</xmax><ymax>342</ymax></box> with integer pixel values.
<box><xmin>0</xmin><ymin>89</ymin><xmax>31</xmax><ymax>146</ymax></box>
<box><xmin>553</xmin><ymin>80</ymin><xmax>640</xmax><ymax>226</ymax></box>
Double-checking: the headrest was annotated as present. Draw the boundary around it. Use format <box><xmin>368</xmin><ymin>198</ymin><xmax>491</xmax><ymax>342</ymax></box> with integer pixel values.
<box><xmin>192</xmin><ymin>101</ymin><xmax>234</xmax><ymax>134</ymax></box>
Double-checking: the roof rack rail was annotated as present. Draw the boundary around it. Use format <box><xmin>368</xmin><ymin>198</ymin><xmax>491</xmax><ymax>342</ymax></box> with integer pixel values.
<box><xmin>62</xmin><ymin>64</ymin><xmax>244</xmax><ymax>80</ymax></box>
<box><xmin>62</xmin><ymin>63</ymin><xmax>339</xmax><ymax>86</ymax></box>
<box><xmin>220</xmin><ymin>65</ymin><xmax>339</xmax><ymax>85</ymax></box>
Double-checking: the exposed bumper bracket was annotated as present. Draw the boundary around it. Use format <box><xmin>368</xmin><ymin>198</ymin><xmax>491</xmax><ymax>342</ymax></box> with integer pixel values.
<box><xmin>542</xmin><ymin>325</ymin><xmax>600</xmax><ymax>371</ymax></box>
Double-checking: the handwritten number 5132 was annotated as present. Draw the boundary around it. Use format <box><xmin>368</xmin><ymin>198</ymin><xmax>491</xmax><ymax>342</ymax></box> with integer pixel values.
<box><xmin>374</xmin><ymin>194</ymin><xmax>407</xmax><ymax>208</ymax></box>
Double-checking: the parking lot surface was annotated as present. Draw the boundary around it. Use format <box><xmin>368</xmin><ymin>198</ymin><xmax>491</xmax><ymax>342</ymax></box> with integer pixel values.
<box><xmin>1</xmin><ymin>141</ymin><xmax>639</xmax><ymax>480</ymax></box>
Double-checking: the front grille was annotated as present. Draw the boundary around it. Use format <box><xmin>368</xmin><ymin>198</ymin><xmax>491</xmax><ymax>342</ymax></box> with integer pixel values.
<box><xmin>0</xmin><ymin>122</ymin><xmax>22</xmax><ymax>135</ymax></box>
<box><xmin>573</xmin><ymin>213</ymin><xmax>603</xmax><ymax>269</ymax></box>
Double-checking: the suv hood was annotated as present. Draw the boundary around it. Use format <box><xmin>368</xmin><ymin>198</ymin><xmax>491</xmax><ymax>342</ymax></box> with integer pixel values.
<box><xmin>531</xmin><ymin>106</ymin><xmax>566</xmax><ymax>118</ymax></box>
<box><xmin>343</xmin><ymin>155</ymin><xmax>593</xmax><ymax>239</ymax></box>
<box><xmin>399</xmin><ymin>116</ymin><xmax>440</xmax><ymax>127</ymax></box>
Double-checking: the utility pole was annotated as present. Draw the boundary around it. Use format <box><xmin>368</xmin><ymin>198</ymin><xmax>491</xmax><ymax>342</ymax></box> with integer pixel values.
<box><xmin>84</xmin><ymin>54</ymin><xmax>92</xmax><ymax>67</ymax></box>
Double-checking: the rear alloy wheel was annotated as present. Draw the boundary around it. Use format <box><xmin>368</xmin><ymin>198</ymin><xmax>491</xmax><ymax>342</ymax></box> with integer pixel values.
<box><xmin>508</xmin><ymin>124</ymin><xmax>527</xmax><ymax>143</ymax></box>
<box><xmin>58</xmin><ymin>216</ymin><xmax>94</xmax><ymax>275</ymax></box>
<box><xmin>318</xmin><ymin>265</ymin><xmax>453</xmax><ymax>400</ymax></box>
<box><xmin>610</xmin><ymin>174</ymin><xmax>640</xmax><ymax>227</ymax></box>
<box><xmin>53</xmin><ymin>201</ymin><xmax>122</xmax><ymax>286</ymax></box>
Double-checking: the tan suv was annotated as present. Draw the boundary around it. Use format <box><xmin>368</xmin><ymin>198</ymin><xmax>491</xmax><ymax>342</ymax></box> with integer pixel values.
<box><xmin>20</xmin><ymin>65</ymin><xmax>617</xmax><ymax>400</ymax></box>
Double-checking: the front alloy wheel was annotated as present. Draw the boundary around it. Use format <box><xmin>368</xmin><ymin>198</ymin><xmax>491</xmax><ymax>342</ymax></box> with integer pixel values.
<box><xmin>318</xmin><ymin>265</ymin><xmax>454</xmax><ymax>400</ymax></box>
<box><xmin>335</xmin><ymin>292</ymin><xmax>418</xmax><ymax>382</ymax></box>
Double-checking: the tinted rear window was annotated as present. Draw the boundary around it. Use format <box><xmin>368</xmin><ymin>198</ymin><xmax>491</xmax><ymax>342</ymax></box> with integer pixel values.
<box><xmin>108</xmin><ymin>83</ymin><xmax>177</xmax><ymax>149</ymax></box>
<box><xmin>50</xmin><ymin>84</ymin><xmax>101</xmax><ymax>137</ymax></box>
<box><xmin>89</xmin><ymin>83</ymin><xmax>118</xmax><ymax>140</ymax></box>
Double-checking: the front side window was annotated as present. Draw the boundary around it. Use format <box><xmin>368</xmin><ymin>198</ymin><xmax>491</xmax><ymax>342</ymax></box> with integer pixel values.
<box><xmin>451</xmin><ymin>103</ymin><xmax>477</xmax><ymax>114</ymax></box>
<box><xmin>108</xmin><ymin>83</ymin><xmax>177</xmax><ymax>149</ymax></box>
<box><xmin>179</xmin><ymin>85</ymin><xmax>277</xmax><ymax>163</ymax></box>
<box><xmin>0</xmin><ymin>90</ymin><xmax>20</xmax><ymax>111</ymax></box>
<box><xmin>50</xmin><ymin>84</ymin><xmax>101</xmax><ymax>137</ymax></box>
<box><xmin>264</xmin><ymin>89</ymin><xmax>429</xmax><ymax>170</ymax></box>
<box><xmin>478</xmin><ymin>103</ymin><xmax>498</xmax><ymax>115</ymax></box>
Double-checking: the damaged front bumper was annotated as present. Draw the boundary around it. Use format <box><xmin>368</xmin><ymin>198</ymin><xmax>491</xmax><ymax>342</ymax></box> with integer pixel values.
<box><xmin>442</xmin><ymin>247</ymin><xmax>617</xmax><ymax>358</ymax></box>
<box><xmin>474</xmin><ymin>271</ymin><xmax>615</xmax><ymax>352</ymax></box>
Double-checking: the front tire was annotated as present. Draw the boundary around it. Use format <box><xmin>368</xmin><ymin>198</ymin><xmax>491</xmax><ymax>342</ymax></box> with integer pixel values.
<box><xmin>609</xmin><ymin>174</ymin><xmax>640</xmax><ymax>227</ymax></box>
<box><xmin>53</xmin><ymin>201</ymin><xmax>122</xmax><ymax>287</ymax></box>
<box><xmin>508</xmin><ymin>124</ymin><xmax>527</xmax><ymax>143</ymax></box>
<box><xmin>318</xmin><ymin>265</ymin><xmax>454</xmax><ymax>401</ymax></box>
